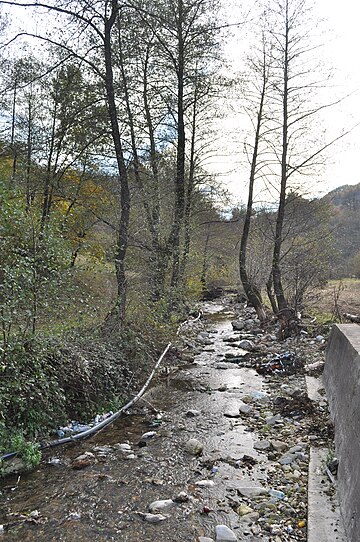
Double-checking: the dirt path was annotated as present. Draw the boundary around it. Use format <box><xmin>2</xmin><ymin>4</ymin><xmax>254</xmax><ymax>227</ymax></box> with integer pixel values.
<box><xmin>0</xmin><ymin>300</ymin><xmax>337</xmax><ymax>541</ymax></box>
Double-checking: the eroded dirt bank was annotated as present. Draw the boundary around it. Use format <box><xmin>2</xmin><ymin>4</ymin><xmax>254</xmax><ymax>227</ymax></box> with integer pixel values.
<box><xmin>0</xmin><ymin>299</ymin><xmax>336</xmax><ymax>541</ymax></box>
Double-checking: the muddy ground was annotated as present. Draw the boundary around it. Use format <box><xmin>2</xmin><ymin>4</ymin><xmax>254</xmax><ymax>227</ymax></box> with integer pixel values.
<box><xmin>0</xmin><ymin>299</ymin><xmax>338</xmax><ymax>542</ymax></box>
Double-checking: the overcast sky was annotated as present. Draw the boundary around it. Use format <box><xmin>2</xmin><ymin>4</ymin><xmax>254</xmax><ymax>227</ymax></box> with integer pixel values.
<box><xmin>205</xmin><ymin>0</ymin><xmax>360</xmax><ymax>204</ymax></box>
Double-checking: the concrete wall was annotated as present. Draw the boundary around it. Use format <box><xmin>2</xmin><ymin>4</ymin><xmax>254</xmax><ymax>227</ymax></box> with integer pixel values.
<box><xmin>323</xmin><ymin>324</ymin><xmax>360</xmax><ymax>542</ymax></box>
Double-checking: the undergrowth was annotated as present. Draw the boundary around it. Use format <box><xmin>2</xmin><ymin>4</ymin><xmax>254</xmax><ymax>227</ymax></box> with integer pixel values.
<box><xmin>0</xmin><ymin>326</ymin><xmax>158</xmax><ymax>466</ymax></box>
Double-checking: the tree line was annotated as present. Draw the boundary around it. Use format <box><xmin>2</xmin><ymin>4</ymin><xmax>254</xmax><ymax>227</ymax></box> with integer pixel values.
<box><xmin>0</xmin><ymin>0</ymin><xmax>344</xmax><ymax>348</ymax></box>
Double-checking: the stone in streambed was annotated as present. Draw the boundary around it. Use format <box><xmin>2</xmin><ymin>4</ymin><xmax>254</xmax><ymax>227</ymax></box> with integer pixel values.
<box><xmin>149</xmin><ymin>499</ymin><xmax>176</xmax><ymax>513</ymax></box>
<box><xmin>224</xmin><ymin>407</ymin><xmax>241</xmax><ymax>418</ymax></box>
<box><xmin>237</xmin><ymin>486</ymin><xmax>267</xmax><ymax>498</ymax></box>
<box><xmin>270</xmin><ymin>440</ymin><xmax>288</xmax><ymax>453</ymax></box>
<box><xmin>232</xmin><ymin>321</ymin><xmax>245</xmax><ymax>331</ymax></box>
<box><xmin>186</xmin><ymin>409</ymin><xmax>201</xmax><ymax>417</ymax></box>
<box><xmin>239</xmin><ymin>402</ymin><xmax>253</xmax><ymax>415</ymax></box>
<box><xmin>71</xmin><ymin>452</ymin><xmax>96</xmax><ymax>470</ymax></box>
<box><xmin>238</xmin><ymin>340</ymin><xmax>253</xmax><ymax>351</ymax></box>
<box><xmin>254</xmin><ymin>440</ymin><xmax>271</xmax><ymax>451</ymax></box>
<box><xmin>215</xmin><ymin>525</ymin><xmax>238</xmax><ymax>541</ymax></box>
<box><xmin>185</xmin><ymin>438</ymin><xmax>203</xmax><ymax>455</ymax></box>
<box><xmin>138</xmin><ymin>512</ymin><xmax>167</xmax><ymax>523</ymax></box>
<box><xmin>237</xmin><ymin>504</ymin><xmax>254</xmax><ymax>516</ymax></box>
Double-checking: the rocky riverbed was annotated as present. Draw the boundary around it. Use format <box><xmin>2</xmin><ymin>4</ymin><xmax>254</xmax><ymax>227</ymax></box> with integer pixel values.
<box><xmin>0</xmin><ymin>298</ymin><xmax>339</xmax><ymax>541</ymax></box>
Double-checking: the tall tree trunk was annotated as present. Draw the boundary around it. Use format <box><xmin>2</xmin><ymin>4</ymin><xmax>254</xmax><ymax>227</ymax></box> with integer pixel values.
<box><xmin>25</xmin><ymin>98</ymin><xmax>32</xmax><ymax>211</ymax></box>
<box><xmin>104</xmin><ymin>2</ymin><xmax>130</xmax><ymax>324</ymax></box>
<box><xmin>170</xmin><ymin>0</ymin><xmax>186</xmax><ymax>289</ymax></box>
<box><xmin>271</xmin><ymin>0</ymin><xmax>292</xmax><ymax>322</ymax></box>
<box><xmin>10</xmin><ymin>76</ymin><xmax>17</xmax><ymax>177</ymax></box>
<box><xmin>179</xmin><ymin>74</ymin><xmax>198</xmax><ymax>283</ymax></box>
<box><xmin>239</xmin><ymin>42</ymin><xmax>267</xmax><ymax>322</ymax></box>
<box><xmin>41</xmin><ymin>100</ymin><xmax>57</xmax><ymax>231</ymax></box>
<box><xmin>143</xmin><ymin>45</ymin><xmax>170</xmax><ymax>300</ymax></box>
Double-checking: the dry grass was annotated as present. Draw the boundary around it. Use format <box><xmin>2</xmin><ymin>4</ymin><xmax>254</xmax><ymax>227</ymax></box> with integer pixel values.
<box><xmin>313</xmin><ymin>279</ymin><xmax>360</xmax><ymax>321</ymax></box>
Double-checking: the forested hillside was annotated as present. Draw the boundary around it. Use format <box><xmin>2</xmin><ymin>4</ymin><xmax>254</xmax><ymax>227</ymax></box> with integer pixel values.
<box><xmin>322</xmin><ymin>184</ymin><xmax>360</xmax><ymax>277</ymax></box>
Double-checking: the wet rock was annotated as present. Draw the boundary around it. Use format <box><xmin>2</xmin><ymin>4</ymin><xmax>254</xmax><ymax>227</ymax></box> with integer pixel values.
<box><xmin>71</xmin><ymin>452</ymin><xmax>96</xmax><ymax>470</ymax></box>
<box><xmin>239</xmin><ymin>511</ymin><xmax>260</xmax><ymax>523</ymax></box>
<box><xmin>138</xmin><ymin>512</ymin><xmax>167</xmax><ymax>523</ymax></box>
<box><xmin>48</xmin><ymin>457</ymin><xmax>61</xmax><ymax>465</ymax></box>
<box><xmin>141</xmin><ymin>431</ymin><xmax>157</xmax><ymax>440</ymax></box>
<box><xmin>239</xmin><ymin>402</ymin><xmax>252</xmax><ymax>415</ymax></box>
<box><xmin>174</xmin><ymin>491</ymin><xmax>189</xmax><ymax>503</ymax></box>
<box><xmin>225</xmin><ymin>352</ymin><xmax>241</xmax><ymax>359</ymax></box>
<box><xmin>238</xmin><ymin>340</ymin><xmax>253</xmax><ymax>351</ymax></box>
<box><xmin>224</xmin><ymin>408</ymin><xmax>241</xmax><ymax>418</ymax></box>
<box><xmin>237</xmin><ymin>487</ymin><xmax>267</xmax><ymax>498</ymax></box>
<box><xmin>232</xmin><ymin>320</ymin><xmax>245</xmax><ymax>331</ymax></box>
<box><xmin>195</xmin><ymin>480</ymin><xmax>215</xmax><ymax>487</ymax></box>
<box><xmin>279</xmin><ymin>453</ymin><xmax>297</xmax><ymax>465</ymax></box>
<box><xmin>237</xmin><ymin>504</ymin><xmax>254</xmax><ymax>516</ymax></box>
<box><xmin>124</xmin><ymin>453</ymin><xmax>136</xmax><ymax>460</ymax></box>
<box><xmin>114</xmin><ymin>443</ymin><xmax>133</xmax><ymax>454</ymax></box>
<box><xmin>250</xmin><ymin>390</ymin><xmax>270</xmax><ymax>403</ymax></box>
<box><xmin>186</xmin><ymin>409</ymin><xmax>201</xmax><ymax>417</ymax></box>
<box><xmin>270</xmin><ymin>440</ymin><xmax>288</xmax><ymax>453</ymax></box>
<box><xmin>185</xmin><ymin>438</ymin><xmax>204</xmax><ymax>455</ymax></box>
<box><xmin>181</xmin><ymin>352</ymin><xmax>196</xmax><ymax>363</ymax></box>
<box><xmin>265</xmin><ymin>414</ymin><xmax>282</xmax><ymax>425</ymax></box>
<box><xmin>215</xmin><ymin>524</ymin><xmax>238</xmax><ymax>541</ymax></box>
<box><xmin>93</xmin><ymin>445</ymin><xmax>113</xmax><ymax>454</ymax></box>
<box><xmin>149</xmin><ymin>499</ymin><xmax>176</xmax><ymax>513</ymax></box>
<box><xmin>254</xmin><ymin>440</ymin><xmax>271</xmax><ymax>451</ymax></box>
<box><xmin>216</xmin><ymin>362</ymin><xmax>232</xmax><ymax>370</ymax></box>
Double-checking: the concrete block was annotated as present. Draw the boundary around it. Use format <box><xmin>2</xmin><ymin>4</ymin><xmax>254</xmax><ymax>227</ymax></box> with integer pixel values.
<box><xmin>323</xmin><ymin>324</ymin><xmax>360</xmax><ymax>542</ymax></box>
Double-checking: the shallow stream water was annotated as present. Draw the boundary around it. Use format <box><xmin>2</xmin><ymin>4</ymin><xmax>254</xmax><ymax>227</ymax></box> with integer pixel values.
<box><xmin>0</xmin><ymin>302</ymin><xmax>271</xmax><ymax>542</ymax></box>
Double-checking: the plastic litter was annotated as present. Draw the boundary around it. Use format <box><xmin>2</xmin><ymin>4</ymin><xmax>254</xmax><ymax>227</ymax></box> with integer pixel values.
<box><xmin>256</xmin><ymin>351</ymin><xmax>301</xmax><ymax>375</ymax></box>
<box><xmin>268</xmin><ymin>489</ymin><xmax>285</xmax><ymax>500</ymax></box>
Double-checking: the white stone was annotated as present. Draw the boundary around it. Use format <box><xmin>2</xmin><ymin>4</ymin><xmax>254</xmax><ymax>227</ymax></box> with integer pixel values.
<box><xmin>149</xmin><ymin>499</ymin><xmax>175</xmax><ymax>513</ymax></box>
<box><xmin>215</xmin><ymin>524</ymin><xmax>238</xmax><ymax>541</ymax></box>
<box><xmin>141</xmin><ymin>431</ymin><xmax>157</xmax><ymax>440</ymax></box>
<box><xmin>140</xmin><ymin>513</ymin><xmax>167</xmax><ymax>523</ymax></box>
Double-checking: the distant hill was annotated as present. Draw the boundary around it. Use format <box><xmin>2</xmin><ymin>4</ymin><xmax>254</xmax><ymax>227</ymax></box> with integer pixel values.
<box><xmin>321</xmin><ymin>183</ymin><xmax>360</xmax><ymax>277</ymax></box>
<box><xmin>323</xmin><ymin>183</ymin><xmax>360</xmax><ymax>211</ymax></box>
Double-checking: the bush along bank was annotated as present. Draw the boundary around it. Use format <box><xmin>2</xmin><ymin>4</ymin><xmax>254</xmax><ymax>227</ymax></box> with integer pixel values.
<box><xmin>0</xmin><ymin>327</ymin><xmax>159</xmax><ymax>472</ymax></box>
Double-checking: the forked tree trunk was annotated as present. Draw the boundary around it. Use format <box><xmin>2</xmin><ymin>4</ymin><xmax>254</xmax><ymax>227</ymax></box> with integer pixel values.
<box><xmin>239</xmin><ymin>39</ymin><xmax>267</xmax><ymax>323</ymax></box>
